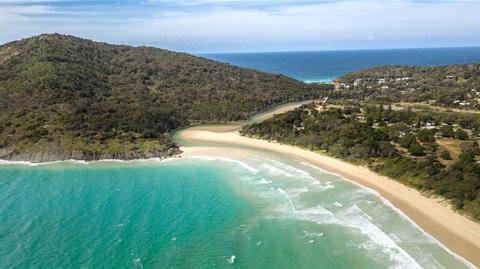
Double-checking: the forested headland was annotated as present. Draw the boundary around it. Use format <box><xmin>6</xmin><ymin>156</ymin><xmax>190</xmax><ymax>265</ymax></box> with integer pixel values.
<box><xmin>0</xmin><ymin>34</ymin><xmax>330</xmax><ymax>161</ymax></box>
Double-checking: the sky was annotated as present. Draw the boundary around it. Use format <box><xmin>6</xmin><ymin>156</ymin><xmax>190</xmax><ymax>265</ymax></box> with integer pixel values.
<box><xmin>1</xmin><ymin>0</ymin><xmax>479</xmax><ymax>53</ymax></box>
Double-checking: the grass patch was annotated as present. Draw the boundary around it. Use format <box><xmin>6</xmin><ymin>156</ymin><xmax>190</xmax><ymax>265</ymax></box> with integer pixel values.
<box><xmin>436</xmin><ymin>138</ymin><xmax>463</xmax><ymax>163</ymax></box>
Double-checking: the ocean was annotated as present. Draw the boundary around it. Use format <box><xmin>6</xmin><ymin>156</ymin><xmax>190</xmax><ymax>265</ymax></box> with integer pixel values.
<box><xmin>0</xmin><ymin>156</ymin><xmax>473</xmax><ymax>268</ymax></box>
<box><xmin>201</xmin><ymin>47</ymin><xmax>480</xmax><ymax>83</ymax></box>
<box><xmin>1</xmin><ymin>47</ymin><xmax>479</xmax><ymax>268</ymax></box>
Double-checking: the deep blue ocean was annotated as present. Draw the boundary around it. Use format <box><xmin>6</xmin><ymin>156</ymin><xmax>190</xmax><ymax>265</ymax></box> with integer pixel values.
<box><xmin>201</xmin><ymin>47</ymin><xmax>480</xmax><ymax>82</ymax></box>
<box><xmin>1</xmin><ymin>47</ymin><xmax>479</xmax><ymax>268</ymax></box>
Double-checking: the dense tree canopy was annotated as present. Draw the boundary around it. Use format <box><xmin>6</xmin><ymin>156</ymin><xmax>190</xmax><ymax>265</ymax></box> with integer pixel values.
<box><xmin>0</xmin><ymin>34</ymin><xmax>331</xmax><ymax>160</ymax></box>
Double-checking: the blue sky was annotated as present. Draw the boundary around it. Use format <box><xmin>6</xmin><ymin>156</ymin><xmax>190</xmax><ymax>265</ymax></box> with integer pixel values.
<box><xmin>1</xmin><ymin>0</ymin><xmax>479</xmax><ymax>53</ymax></box>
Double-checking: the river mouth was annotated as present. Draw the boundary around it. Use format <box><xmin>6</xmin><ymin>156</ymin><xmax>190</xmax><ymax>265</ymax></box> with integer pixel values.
<box><xmin>172</xmin><ymin>100</ymin><xmax>318</xmax><ymax>148</ymax></box>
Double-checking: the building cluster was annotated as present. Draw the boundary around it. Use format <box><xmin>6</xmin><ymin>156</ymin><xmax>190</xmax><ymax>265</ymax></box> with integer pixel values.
<box><xmin>338</xmin><ymin>77</ymin><xmax>480</xmax><ymax>108</ymax></box>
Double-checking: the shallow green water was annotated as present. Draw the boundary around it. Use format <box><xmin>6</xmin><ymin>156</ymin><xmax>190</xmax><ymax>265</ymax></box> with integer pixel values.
<box><xmin>0</xmin><ymin>155</ymin><xmax>473</xmax><ymax>268</ymax></box>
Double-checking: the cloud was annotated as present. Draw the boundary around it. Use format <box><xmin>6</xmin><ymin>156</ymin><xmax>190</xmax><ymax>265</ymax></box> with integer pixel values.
<box><xmin>124</xmin><ymin>0</ymin><xmax>479</xmax><ymax>51</ymax></box>
<box><xmin>1</xmin><ymin>0</ymin><xmax>478</xmax><ymax>52</ymax></box>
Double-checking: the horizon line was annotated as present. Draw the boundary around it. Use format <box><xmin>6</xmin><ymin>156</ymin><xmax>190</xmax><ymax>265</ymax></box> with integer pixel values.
<box><xmin>197</xmin><ymin>45</ymin><xmax>480</xmax><ymax>55</ymax></box>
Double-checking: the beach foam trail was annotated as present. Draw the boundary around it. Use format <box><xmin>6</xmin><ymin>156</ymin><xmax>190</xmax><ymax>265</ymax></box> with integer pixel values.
<box><xmin>258</xmin><ymin>178</ymin><xmax>271</xmax><ymax>184</ymax></box>
<box><xmin>189</xmin><ymin>156</ymin><xmax>260</xmax><ymax>174</ymax></box>
<box><xmin>234</xmin><ymin>155</ymin><xmax>474</xmax><ymax>269</ymax></box>
<box><xmin>276</xmin><ymin>200</ymin><xmax>423</xmax><ymax>268</ymax></box>
<box><xmin>286</xmin><ymin>157</ymin><xmax>474</xmax><ymax>268</ymax></box>
<box><xmin>260</xmin><ymin>163</ymin><xmax>294</xmax><ymax>177</ymax></box>
<box><xmin>268</xmin><ymin>159</ymin><xmax>313</xmax><ymax>178</ymax></box>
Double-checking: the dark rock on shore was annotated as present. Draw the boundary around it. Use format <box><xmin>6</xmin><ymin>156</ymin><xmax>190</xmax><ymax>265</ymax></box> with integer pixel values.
<box><xmin>0</xmin><ymin>148</ymin><xmax>182</xmax><ymax>163</ymax></box>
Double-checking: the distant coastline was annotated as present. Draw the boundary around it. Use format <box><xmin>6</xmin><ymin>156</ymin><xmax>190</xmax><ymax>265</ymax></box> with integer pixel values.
<box><xmin>201</xmin><ymin>46</ymin><xmax>480</xmax><ymax>83</ymax></box>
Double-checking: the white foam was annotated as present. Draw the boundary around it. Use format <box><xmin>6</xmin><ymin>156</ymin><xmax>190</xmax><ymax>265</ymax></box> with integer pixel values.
<box><xmin>319</xmin><ymin>181</ymin><xmax>335</xmax><ymax>190</ymax></box>
<box><xmin>314</xmin><ymin>173</ymin><xmax>476</xmax><ymax>268</ymax></box>
<box><xmin>74</xmin><ymin>160</ymin><xmax>90</xmax><ymax>165</ymax></box>
<box><xmin>299</xmin><ymin>160</ymin><xmax>329</xmax><ymax>174</ymax></box>
<box><xmin>269</xmin><ymin>159</ymin><xmax>314</xmax><ymax>178</ymax></box>
<box><xmin>335</xmin><ymin>205</ymin><xmax>423</xmax><ymax>269</ymax></box>
<box><xmin>346</xmin><ymin>204</ymin><xmax>375</xmax><ymax>223</ymax></box>
<box><xmin>280</xmin><ymin>202</ymin><xmax>424</xmax><ymax>268</ymax></box>
<box><xmin>190</xmin><ymin>156</ymin><xmax>260</xmax><ymax>174</ymax></box>
<box><xmin>376</xmin><ymin>195</ymin><xmax>477</xmax><ymax>269</ymax></box>
<box><xmin>227</xmin><ymin>255</ymin><xmax>236</xmax><ymax>264</ymax></box>
<box><xmin>260</xmin><ymin>163</ymin><xmax>293</xmax><ymax>177</ymax></box>
<box><xmin>333</xmin><ymin>202</ymin><xmax>343</xmax><ymax>207</ymax></box>
<box><xmin>258</xmin><ymin>178</ymin><xmax>272</xmax><ymax>184</ymax></box>
<box><xmin>0</xmin><ymin>160</ymin><xmax>39</xmax><ymax>166</ymax></box>
<box><xmin>277</xmin><ymin>187</ymin><xmax>288</xmax><ymax>197</ymax></box>
<box><xmin>281</xmin><ymin>205</ymin><xmax>334</xmax><ymax>225</ymax></box>
<box><xmin>133</xmin><ymin>258</ymin><xmax>143</xmax><ymax>268</ymax></box>
<box><xmin>300</xmin><ymin>205</ymin><xmax>334</xmax><ymax>217</ymax></box>
<box><xmin>281</xmin><ymin>186</ymin><xmax>309</xmax><ymax>198</ymax></box>
<box><xmin>302</xmin><ymin>231</ymin><xmax>325</xmax><ymax>238</ymax></box>
<box><xmin>0</xmin><ymin>159</ymin><xmax>92</xmax><ymax>166</ymax></box>
<box><xmin>388</xmin><ymin>233</ymin><xmax>402</xmax><ymax>244</ymax></box>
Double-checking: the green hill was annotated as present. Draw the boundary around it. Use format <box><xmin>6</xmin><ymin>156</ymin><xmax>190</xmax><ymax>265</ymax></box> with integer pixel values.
<box><xmin>0</xmin><ymin>34</ymin><xmax>331</xmax><ymax>162</ymax></box>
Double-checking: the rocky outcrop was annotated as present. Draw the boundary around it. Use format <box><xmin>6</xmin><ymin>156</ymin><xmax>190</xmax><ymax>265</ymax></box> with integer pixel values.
<box><xmin>0</xmin><ymin>148</ymin><xmax>182</xmax><ymax>163</ymax></box>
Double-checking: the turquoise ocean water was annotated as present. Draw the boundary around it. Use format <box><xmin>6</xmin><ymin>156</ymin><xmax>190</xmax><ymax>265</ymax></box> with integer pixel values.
<box><xmin>2</xmin><ymin>48</ymin><xmax>479</xmax><ymax>268</ymax></box>
<box><xmin>0</xmin><ymin>155</ymin><xmax>474</xmax><ymax>268</ymax></box>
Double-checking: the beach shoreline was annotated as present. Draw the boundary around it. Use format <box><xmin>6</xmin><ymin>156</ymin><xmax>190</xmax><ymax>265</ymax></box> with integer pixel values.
<box><xmin>177</xmin><ymin>126</ymin><xmax>480</xmax><ymax>268</ymax></box>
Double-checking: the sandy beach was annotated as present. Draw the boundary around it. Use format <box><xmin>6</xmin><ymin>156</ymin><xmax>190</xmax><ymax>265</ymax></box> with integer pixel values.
<box><xmin>177</xmin><ymin>123</ymin><xmax>480</xmax><ymax>268</ymax></box>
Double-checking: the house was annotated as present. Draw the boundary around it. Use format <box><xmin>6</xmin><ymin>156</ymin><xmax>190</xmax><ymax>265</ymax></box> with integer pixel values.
<box><xmin>340</xmin><ymin>83</ymin><xmax>351</xmax><ymax>89</ymax></box>
<box><xmin>354</xmin><ymin>78</ymin><xmax>364</xmax><ymax>86</ymax></box>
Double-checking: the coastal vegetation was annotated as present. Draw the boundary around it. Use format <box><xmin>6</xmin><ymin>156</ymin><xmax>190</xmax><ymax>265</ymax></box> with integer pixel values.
<box><xmin>240</xmin><ymin>103</ymin><xmax>480</xmax><ymax>219</ymax></box>
<box><xmin>334</xmin><ymin>64</ymin><xmax>480</xmax><ymax>110</ymax></box>
<box><xmin>0</xmin><ymin>34</ymin><xmax>330</xmax><ymax>161</ymax></box>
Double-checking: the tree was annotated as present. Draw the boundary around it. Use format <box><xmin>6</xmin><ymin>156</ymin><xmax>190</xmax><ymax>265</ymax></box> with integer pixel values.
<box><xmin>455</xmin><ymin>128</ymin><xmax>469</xmax><ymax>140</ymax></box>
<box><xmin>439</xmin><ymin>150</ymin><xmax>452</xmax><ymax>160</ymax></box>
<box><xmin>459</xmin><ymin>152</ymin><xmax>475</xmax><ymax>162</ymax></box>
<box><xmin>460</xmin><ymin>141</ymin><xmax>480</xmax><ymax>155</ymax></box>
<box><xmin>408</xmin><ymin>143</ymin><xmax>425</xmax><ymax>156</ymax></box>
<box><xmin>398</xmin><ymin>133</ymin><xmax>417</xmax><ymax>148</ymax></box>
<box><xmin>417</xmin><ymin>129</ymin><xmax>435</xmax><ymax>143</ymax></box>
<box><xmin>440</xmin><ymin>125</ymin><xmax>455</xmax><ymax>138</ymax></box>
